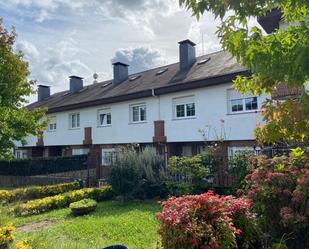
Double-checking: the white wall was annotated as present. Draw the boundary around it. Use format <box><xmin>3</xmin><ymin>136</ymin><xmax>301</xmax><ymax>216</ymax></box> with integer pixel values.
<box><xmin>18</xmin><ymin>82</ymin><xmax>267</xmax><ymax>147</ymax></box>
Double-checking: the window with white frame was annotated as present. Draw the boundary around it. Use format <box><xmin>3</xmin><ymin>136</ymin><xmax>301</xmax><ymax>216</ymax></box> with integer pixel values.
<box><xmin>48</xmin><ymin>116</ymin><xmax>57</xmax><ymax>131</ymax></box>
<box><xmin>98</xmin><ymin>109</ymin><xmax>111</xmax><ymax>126</ymax></box>
<box><xmin>72</xmin><ymin>148</ymin><xmax>89</xmax><ymax>155</ymax></box>
<box><xmin>227</xmin><ymin>146</ymin><xmax>259</xmax><ymax>159</ymax></box>
<box><xmin>69</xmin><ymin>113</ymin><xmax>80</xmax><ymax>129</ymax></box>
<box><xmin>227</xmin><ymin>89</ymin><xmax>258</xmax><ymax>113</ymax></box>
<box><xmin>15</xmin><ymin>149</ymin><xmax>28</xmax><ymax>159</ymax></box>
<box><xmin>130</xmin><ymin>104</ymin><xmax>146</xmax><ymax>123</ymax></box>
<box><xmin>102</xmin><ymin>148</ymin><xmax>116</xmax><ymax>166</ymax></box>
<box><xmin>173</xmin><ymin>96</ymin><xmax>196</xmax><ymax>119</ymax></box>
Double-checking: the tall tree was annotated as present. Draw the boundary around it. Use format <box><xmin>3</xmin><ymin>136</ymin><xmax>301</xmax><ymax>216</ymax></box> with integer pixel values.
<box><xmin>0</xmin><ymin>18</ymin><xmax>46</xmax><ymax>159</ymax></box>
<box><xmin>180</xmin><ymin>0</ymin><xmax>309</xmax><ymax>147</ymax></box>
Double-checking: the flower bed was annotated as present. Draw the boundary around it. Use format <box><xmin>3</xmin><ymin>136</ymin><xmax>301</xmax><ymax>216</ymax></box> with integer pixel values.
<box><xmin>12</xmin><ymin>186</ymin><xmax>113</xmax><ymax>216</ymax></box>
<box><xmin>70</xmin><ymin>198</ymin><xmax>98</xmax><ymax>216</ymax></box>
<box><xmin>0</xmin><ymin>181</ymin><xmax>82</xmax><ymax>203</ymax></box>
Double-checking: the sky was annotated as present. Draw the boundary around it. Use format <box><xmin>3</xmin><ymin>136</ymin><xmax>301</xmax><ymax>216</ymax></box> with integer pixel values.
<box><xmin>1</xmin><ymin>0</ymin><xmax>231</xmax><ymax>103</ymax></box>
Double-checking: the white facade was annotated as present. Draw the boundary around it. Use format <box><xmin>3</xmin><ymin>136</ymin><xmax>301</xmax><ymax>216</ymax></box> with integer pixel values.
<box><xmin>20</xmin><ymin>82</ymin><xmax>267</xmax><ymax>147</ymax></box>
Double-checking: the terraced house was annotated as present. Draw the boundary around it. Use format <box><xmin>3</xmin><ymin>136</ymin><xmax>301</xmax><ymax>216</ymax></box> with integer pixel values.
<box><xmin>15</xmin><ymin>38</ymin><xmax>268</xmax><ymax>165</ymax></box>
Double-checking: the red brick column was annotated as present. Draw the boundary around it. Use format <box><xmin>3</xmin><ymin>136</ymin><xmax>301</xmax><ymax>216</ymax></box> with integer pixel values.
<box><xmin>153</xmin><ymin>120</ymin><xmax>167</xmax><ymax>143</ymax></box>
<box><xmin>83</xmin><ymin>127</ymin><xmax>93</xmax><ymax>145</ymax></box>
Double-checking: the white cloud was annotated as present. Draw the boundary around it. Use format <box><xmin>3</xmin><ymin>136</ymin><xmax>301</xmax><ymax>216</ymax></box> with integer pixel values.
<box><xmin>16</xmin><ymin>39</ymin><xmax>93</xmax><ymax>93</ymax></box>
<box><xmin>111</xmin><ymin>46</ymin><xmax>167</xmax><ymax>74</ymax></box>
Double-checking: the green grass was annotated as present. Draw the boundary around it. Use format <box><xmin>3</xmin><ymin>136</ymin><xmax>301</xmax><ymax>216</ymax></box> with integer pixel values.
<box><xmin>12</xmin><ymin>201</ymin><xmax>161</xmax><ymax>249</ymax></box>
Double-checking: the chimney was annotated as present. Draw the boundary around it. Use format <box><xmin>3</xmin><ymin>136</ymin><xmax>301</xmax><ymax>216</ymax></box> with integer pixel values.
<box><xmin>38</xmin><ymin>85</ymin><xmax>50</xmax><ymax>101</ymax></box>
<box><xmin>69</xmin><ymin>75</ymin><xmax>83</xmax><ymax>93</ymax></box>
<box><xmin>113</xmin><ymin>62</ymin><xmax>129</xmax><ymax>85</ymax></box>
<box><xmin>179</xmin><ymin>39</ymin><xmax>196</xmax><ymax>71</ymax></box>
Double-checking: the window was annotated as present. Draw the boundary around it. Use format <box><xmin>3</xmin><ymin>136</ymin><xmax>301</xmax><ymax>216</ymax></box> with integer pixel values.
<box><xmin>228</xmin><ymin>146</ymin><xmax>259</xmax><ymax>159</ymax></box>
<box><xmin>69</xmin><ymin>113</ymin><xmax>80</xmax><ymax>129</ymax></box>
<box><xmin>15</xmin><ymin>150</ymin><xmax>28</xmax><ymax>159</ymax></box>
<box><xmin>102</xmin><ymin>148</ymin><xmax>116</xmax><ymax>166</ymax></box>
<box><xmin>228</xmin><ymin>89</ymin><xmax>258</xmax><ymax>113</ymax></box>
<box><xmin>182</xmin><ymin>145</ymin><xmax>192</xmax><ymax>157</ymax></box>
<box><xmin>130</xmin><ymin>104</ymin><xmax>146</xmax><ymax>123</ymax></box>
<box><xmin>48</xmin><ymin>116</ymin><xmax>57</xmax><ymax>131</ymax></box>
<box><xmin>98</xmin><ymin>109</ymin><xmax>111</xmax><ymax>126</ymax></box>
<box><xmin>72</xmin><ymin>148</ymin><xmax>89</xmax><ymax>155</ymax></box>
<box><xmin>173</xmin><ymin>96</ymin><xmax>196</xmax><ymax>119</ymax></box>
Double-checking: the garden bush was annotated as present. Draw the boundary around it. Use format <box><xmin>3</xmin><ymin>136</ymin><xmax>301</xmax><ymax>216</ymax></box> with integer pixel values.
<box><xmin>0</xmin><ymin>181</ymin><xmax>82</xmax><ymax>203</ymax></box>
<box><xmin>0</xmin><ymin>155</ymin><xmax>87</xmax><ymax>176</ymax></box>
<box><xmin>12</xmin><ymin>185</ymin><xmax>113</xmax><ymax>216</ymax></box>
<box><xmin>109</xmin><ymin>146</ymin><xmax>167</xmax><ymax>199</ymax></box>
<box><xmin>228</xmin><ymin>150</ymin><xmax>254</xmax><ymax>194</ymax></box>
<box><xmin>241</xmin><ymin>148</ymin><xmax>309</xmax><ymax>249</ymax></box>
<box><xmin>70</xmin><ymin>198</ymin><xmax>97</xmax><ymax>216</ymax></box>
<box><xmin>157</xmin><ymin>191</ymin><xmax>259</xmax><ymax>249</ymax></box>
<box><xmin>168</xmin><ymin>152</ymin><xmax>219</xmax><ymax>194</ymax></box>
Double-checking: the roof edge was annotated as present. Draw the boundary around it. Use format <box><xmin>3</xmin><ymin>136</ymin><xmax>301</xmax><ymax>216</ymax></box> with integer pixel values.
<box><xmin>45</xmin><ymin>70</ymin><xmax>250</xmax><ymax>114</ymax></box>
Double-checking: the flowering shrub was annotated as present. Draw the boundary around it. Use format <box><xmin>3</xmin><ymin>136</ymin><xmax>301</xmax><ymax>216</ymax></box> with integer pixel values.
<box><xmin>12</xmin><ymin>186</ymin><xmax>113</xmax><ymax>216</ymax></box>
<box><xmin>157</xmin><ymin>191</ymin><xmax>258</xmax><ymax>249</ymax></box>
<box><xmin>14</xmin><ymin>241</ymin><xmax>32</xmax><ymax>249</ymax></box>
<box><xmin>0</xmin><ymin>181</ymin><xmax>81</xmax><ymax>203</ymax></box>
<box><xmin>242</xmin><ymin>149</ymin><xmax>309</xmax><ymax>249</ymax></box>
<box><xmin>0</xmin><ymin>224</ymin><xmax>15</xmax><ymax>249</ymax></box>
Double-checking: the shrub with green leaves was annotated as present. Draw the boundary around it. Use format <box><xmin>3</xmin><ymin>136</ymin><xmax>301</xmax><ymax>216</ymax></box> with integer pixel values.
<box><xmin>12</xmin><ymin>186</ymin><xmax>112</xmax><ymax>216</ymax></box>
<box><xmin>228</xmin><ymin>150</ymin><xmax>254</xmax><ymax>194</ymax></box>
<box><xmin>168</xmin><ymin>152</ymin><xmax>219</xmax><ymax>194</ymax></box>
<box><xmin>0</xmin><ymin>181</ymin><xmax>82</xmax><ymax>203</ymax></box>
<box><xmin>0</xmin><ymin>155</ymin><xmax>88</xmax><ymax>176</ymax></box>
<box><xmin>109</xmin><ymin>146</ymin><xmax>167</xmax><ymax>199</ymax></box>
<box><xmin>70</xmin><ymin>198</ymin><xmax>97</xmax><ymax>216</ymax></box>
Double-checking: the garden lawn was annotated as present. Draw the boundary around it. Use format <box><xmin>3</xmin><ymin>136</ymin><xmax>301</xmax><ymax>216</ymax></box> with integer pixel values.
<box><xmin>12</xmin><ymin>200</ymin><xmax>161</xmax><ymax>249</ymax></box>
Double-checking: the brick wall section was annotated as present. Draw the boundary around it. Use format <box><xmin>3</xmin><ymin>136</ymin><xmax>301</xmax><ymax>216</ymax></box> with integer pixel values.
<box><xmin>153</xmin><ymin>120</ymin><xmax>167</xmax><ymax>143</ymax></box>
<box><xmin>83</xmin><ymin>127</ymin><xmax>93</xmax><ymax>145</ymax></box>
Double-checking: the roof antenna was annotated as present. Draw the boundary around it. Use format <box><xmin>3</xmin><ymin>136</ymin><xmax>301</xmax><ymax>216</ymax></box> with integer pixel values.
<box><xmin>93</xmin><ymin>71</ymin><xmax>99</xmax><ymax>84</ymax></box>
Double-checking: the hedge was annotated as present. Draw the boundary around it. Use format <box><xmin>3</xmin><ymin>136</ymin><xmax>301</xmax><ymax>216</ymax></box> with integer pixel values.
<box><xmin>0</xmin><ymin>181</ymin><xmax>82</xmax><ymax>203</ymax></box>
<box><xmin>12</xmin><ymin>185</ymin><xmax>113</xmax><ymax>216</ymax></box>
<box><xmin>0</xmin><ymin>155</ymin><xmax>88</xmax><ymax>176</ymax></box>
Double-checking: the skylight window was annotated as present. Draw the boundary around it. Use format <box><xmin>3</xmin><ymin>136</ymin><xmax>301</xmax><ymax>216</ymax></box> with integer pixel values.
<box><xmin>101</xmin><ymin>82</ymin><xmax>112</xmax><ymax>88</ymax></box>
<box><xmin>129</xmin><ymin>75</ymin><xmax>141</xmax><ymax>81</ymax></box>
<box><xmin>62</xmin><ymin>92</ymin><xmax>70</xmax><ymax>96</ymax></box>
<box><xmin>78</xmin><ymin>87</ymin><xmax>88</xmax><ymax>93</ymax></box>
<box><xmin>197</xmin><ymin>58</ymin><xmax>210</xmax><ymax>65</ymax></box>
<box><xmin>156</xmin><ymin>68</ymin><xmax>168</xmax><ymax>75</ymax></box>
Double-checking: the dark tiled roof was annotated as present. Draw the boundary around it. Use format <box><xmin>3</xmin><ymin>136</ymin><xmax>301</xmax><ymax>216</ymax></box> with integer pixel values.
<box><xmin>27</xmin><ymin>51</ymin><xmax>247</xmax><ymax>113</ymax></box>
